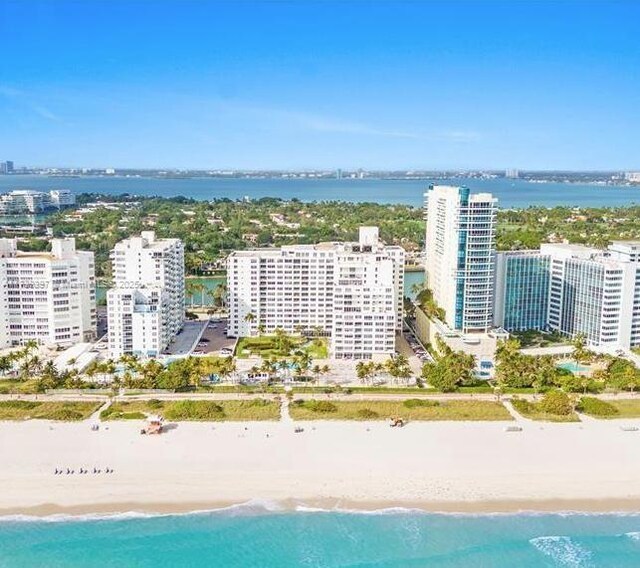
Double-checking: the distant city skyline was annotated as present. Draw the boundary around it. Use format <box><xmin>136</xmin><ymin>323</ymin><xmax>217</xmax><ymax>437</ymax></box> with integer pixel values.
<box><xmin>1</xmin><ymin>1</ymin><xmax>640</xmax><ymax>170</ymax></box>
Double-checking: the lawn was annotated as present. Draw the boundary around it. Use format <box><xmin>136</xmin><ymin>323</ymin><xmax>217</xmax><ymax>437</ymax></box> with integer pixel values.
<box><xmin>288</xmin><ymin>399</ymin><xmax>513</xmax><ymax>421</ymax></box>
<box><xmin>0</xmin><ymin>400</ymin><xmax>101</xmax><ymax>421</ymax></box>
<box><xmin>510</xmin><ymin>399</ymin><xmax>580</xmax><ymax>422</ymax></box>
<box><xmin>512</xmin><ymin>329</ymin><xmax>570</xmax><ymax>349</ymax></box>
<box><xmin>0</xmin><ymin>379</ymin><xmax>40</xmax><ymax>395</ymax></box>
<box><xmin>100</xmin><ymin>400</ymin><xmax>160</xmax><ymax>420</ymax></box>
<box><xmin>579</xmin><ymin>397</ymin><xmax>640</xmax><ymax>419</ymax></box>
<box><xmin>101</xmin><ymin>399</ymin><xmax>281</xmax><ymax>421</ymax></box>
<box><xmin>235</xmin><ymin>335</ymin><xmax>328</xmax><ymax>359</ymax></box>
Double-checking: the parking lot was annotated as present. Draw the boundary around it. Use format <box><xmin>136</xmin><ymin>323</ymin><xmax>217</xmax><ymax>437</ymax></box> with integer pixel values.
<box><xmin>193</xmin><ymin>318</ymin><xmax>236</xmax><ymax>356</ymax></box>
<box><xmin>164</xmin><ymin>321</ymin><xmax>207</xmax><ymax>356</ymax></box>
<box><xmin>405</xmin><ymin>330</ymin><xmax>434</xmax><ymax>364</ymax></box>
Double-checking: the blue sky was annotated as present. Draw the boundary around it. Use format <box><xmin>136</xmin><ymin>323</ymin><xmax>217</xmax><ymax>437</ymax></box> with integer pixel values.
<box><xmin>1</xmin><ymin>0</ymin><xmax>639</xmax><ymax>170</ymax></box>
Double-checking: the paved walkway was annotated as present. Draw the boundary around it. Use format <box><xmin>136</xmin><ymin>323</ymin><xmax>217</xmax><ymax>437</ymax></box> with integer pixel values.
<box><xmin>502</xmin><ymin>399</ymin><xmax>528</xmax><ymax>423</ymax></box>
<box><xmin>87</xmin><ymin>400</ymin><xmax>111</xmax><ymax>422</ymax></box>
<box><xmin>280</xmin><ymin>397</ymin><xmax>292</xmax><ymax>424</ymax></box>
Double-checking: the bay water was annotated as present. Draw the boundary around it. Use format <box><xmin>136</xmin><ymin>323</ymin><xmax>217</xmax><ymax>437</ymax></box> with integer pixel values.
<box><xmin>1</xmin><ymin>175</ymin><xmax>639</xmax><ymax>208</ymax></box>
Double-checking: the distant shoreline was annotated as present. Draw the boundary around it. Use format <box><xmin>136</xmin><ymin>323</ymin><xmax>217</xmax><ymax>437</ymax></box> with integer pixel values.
<box><xmin>5</xmin><ymin>172</ymin><xmax>640</xmax><ymax>188</ymax></box>
<box><xmin>1</xmin><ymin>176</ymin><xmax>638</xmax><ymax>208</ymax></box>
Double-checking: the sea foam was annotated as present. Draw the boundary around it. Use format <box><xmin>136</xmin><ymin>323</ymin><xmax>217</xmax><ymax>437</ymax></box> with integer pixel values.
<box><xmin>530</xmin><ymin>536</ymin><xmax>594</xmax><ymax>567</ymax></box>
<box><xmin>1</xmin><ymin>501</ymin><xmax>639</xmax><ymax>524</ymax></box>
<box><xmin>0</xmin><ymin>499</ymin><xmax>286</xmax><ymax>524</ymax></box>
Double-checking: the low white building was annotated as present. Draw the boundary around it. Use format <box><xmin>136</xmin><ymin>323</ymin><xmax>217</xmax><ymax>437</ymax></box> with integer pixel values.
<box><xmin>0</xmin><ymin>189</ymin><xmax>75</xmax><ymax>214</ymax></box>
<box><xmin>49</xmin><ymin>189</ymin><xmax>75</xmax><ymax>208</ymax></box>
<box><xmin>107</xmin><ymin>231</ymin><xmax>184</xmax><ymax>358</ymax></box>
<box><xmin>0</xmin><ymin>238</ymin><xmax>96</xmax><ymax>348</ymax></box>
<box><xmin>227</xmin><ymin>227</ymin><xmax>404</xmax><ymax>359</ymax></box>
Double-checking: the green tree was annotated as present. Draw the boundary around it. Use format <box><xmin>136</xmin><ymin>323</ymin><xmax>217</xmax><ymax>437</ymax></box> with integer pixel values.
<box><xmin>539</xmin><ymin>390</ymin><xmax>573</xmax><ymax>416</ymax></box>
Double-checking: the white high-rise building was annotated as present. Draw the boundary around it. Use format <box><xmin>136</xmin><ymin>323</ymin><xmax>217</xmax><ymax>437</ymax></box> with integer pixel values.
<box><xmin>545</xmin><ymin>242</ymin><xmax>640</xmax><ymax>349</ymax></box>
<box><xmin>494</xmin><ymin>242</ymin><xmax>640</xmax><ymax>350</ymax></box>
<box><xmin>424</xmin><ymin>185</ymin><xmax>497</xmax><ymax>333</ymax></box>
<box><xmin>227</xmin><ymin>227</ymin><xmax>404</xmax><ymax>359</ymax></box>
<box><xmin>0</xmin><ymin>238</ymin><xmax>96</xmax><ymax>348</ymax></box>
<box><xmin>107</xmin><ymin>231</ymin><xmax>184</xmax><ymax>358</ymax></box>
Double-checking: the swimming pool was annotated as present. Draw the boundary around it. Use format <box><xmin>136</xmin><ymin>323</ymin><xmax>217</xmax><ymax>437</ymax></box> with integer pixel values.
<box><xmin>557</xmin><ymin>361</ymin><xmax>591</xmax><ymax>373</ymax></box>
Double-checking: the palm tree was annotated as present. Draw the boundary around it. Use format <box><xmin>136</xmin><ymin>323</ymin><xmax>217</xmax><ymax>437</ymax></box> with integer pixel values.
<box><xmin>249</xmin><ymin>364</ymin><xmax>261</xmax><ymax>376</ymax></box>
<box><xmin>99</xmin><ymin>359</ymin><xmax>117</xmax><ymax>384</ymax></box>
<box><xmin>84</xmin><ymin>360</ymin><xmax>99</xmax><ymax>382</ymax></box>
<box><xmin>199</xmin><ymin>282</ymin><xmax>208</xmax><ymax>307</ymax></box>
<box><xmin>22</xmin><ymin>340</ymin><xmax>38</xmax><ymax>356</ymax></box>
<box><xmin>220</xmin><ymin>357</ymin><xmax>236</xmax><ymax>382</ymax></box>
<box><xmin>185</xmin><ymin>281</ymin><xmax>198</xmax><ymax>308</ymax></box>
<box><xmin>386</xmin><ymin>355</ymin><xmax>411</xmax><ymax>385</ymax></box>
<box><xmin>63</xmin><ymin>369</ymin><xmax>83</xmax><ymax>390</ymax></box>
<box><xmin>244</xmin><ymin>312</ymin><xmax>256</xmax><ymax>327</ymax></box>
<box><xmin>295</xmin><ymin>352</ymin><xmax>312</xmax><ymax>379</ymax></box>
<box><xmin>189</xmin><ymin>358</ymin><xmax>204</xmax><ymax>391</ymax></box>
<box><xmin>212</xmin><ymin>283</ymin><xmax>227</xmax><ymax>309</ymax></box>
<box><xmin>119</xmin><ymin>354</ymin><xmax>140</xmax><ymax>374</ymax></box>
<box><xmin>140</xmin><ymin>359</ymin><xmax>164</xmax><ymax>388</ymax></box>
<box><xmin>312</xmin><ymin>364</ymin><xmax>322</xmax><ymax>385</ymax></box>
<box><xmin>37</xmin><ymin>361</ymin><xmax>60</xmax><ymax>392</ymax></box>
<box><xmin>189</xmin><ymin>281</ymin><xmax>205</xmax><ymax>307</ymax></box>
<box><xmin>19</xmin><ymin>354</ymin><xmax>42</xmax><ymax>381</ymax></box>
<box><xmin>410</xmin><ymin>282</ymin><xmax>424</xmax><ymax>296</ymax></box>
<box><xmin>572</xmin><ymin>333</ymin><xmax>590</xmax><ymax>366</ymax></box>
<box><xmin>273</xmin><ymin>327</ymin><xmax>293</xmax><ymax>354</ymax></box>
<box><xmin>356</xmin><ymin>361</ymin><xmax>374</xmax><ymax>385</ymax></box>
<box><xmin>0</xmin><ymin>355</ymin><xmax>13</xmax><ymax>377</ymax></box>
<box><xmin>622</xmin><ymin>366</ymin><xmax>639</xmax><ymax>393</ymax></box>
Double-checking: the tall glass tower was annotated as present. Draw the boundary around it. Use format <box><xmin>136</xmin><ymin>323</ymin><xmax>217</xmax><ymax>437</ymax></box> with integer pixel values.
<box><xmin>494</xmin><ymin>251</ymin><xmax>550</xmax><ymax>331</ymax></box>
<box><xmin>424</xmin><ymin>185</ymin><xmax>497</xmax><ymax>333</ymax></box>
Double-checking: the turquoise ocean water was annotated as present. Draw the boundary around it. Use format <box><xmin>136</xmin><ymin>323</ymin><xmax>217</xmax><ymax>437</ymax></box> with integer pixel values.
<box><xmin>1</xmin><ymin>507</ymin><xmax>639</xmax><ymax>567</ymax></box>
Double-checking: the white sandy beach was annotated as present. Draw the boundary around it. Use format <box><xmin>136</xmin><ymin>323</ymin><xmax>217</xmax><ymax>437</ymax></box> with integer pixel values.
<box><xmin>2</xmin><ymin>416</ymin><xmax>640</xmax><ymax>515</ymax></box>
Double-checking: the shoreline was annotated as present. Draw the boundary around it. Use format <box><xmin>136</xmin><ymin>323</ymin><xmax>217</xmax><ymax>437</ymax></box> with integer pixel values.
<box><xmin>3</xmin><ymin>497</ymin><xmax>640</xmax><ymax>519</ymax></box>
